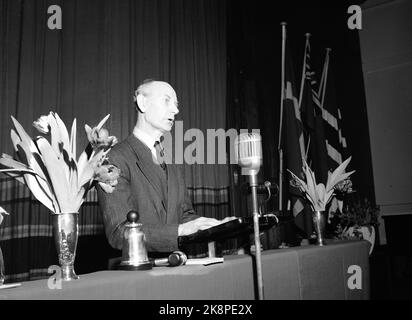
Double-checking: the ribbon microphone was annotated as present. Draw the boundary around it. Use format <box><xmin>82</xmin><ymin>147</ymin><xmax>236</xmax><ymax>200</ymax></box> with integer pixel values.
<box><xmin>234</xmin><ymin>132</ymin><xmax>265</xmax><ymax>300</ymax></box>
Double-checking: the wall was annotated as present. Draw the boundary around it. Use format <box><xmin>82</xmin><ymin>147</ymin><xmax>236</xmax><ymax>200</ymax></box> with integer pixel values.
<box><xmin>360</xmin><ymin>0</ymin><xmax>412</xmax><ymax>244</ymax></box>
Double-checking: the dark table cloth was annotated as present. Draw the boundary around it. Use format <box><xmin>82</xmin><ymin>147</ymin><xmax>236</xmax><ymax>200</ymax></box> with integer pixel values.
<box><xmin>0</xmin><ymin>240</ymin><xmax>370</xmax><ymax>300</ymax></box>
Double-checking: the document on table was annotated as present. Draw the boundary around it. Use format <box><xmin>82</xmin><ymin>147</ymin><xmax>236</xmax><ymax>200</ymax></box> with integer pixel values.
<box><xmin>186</xmin><ymin>257</ymin><xmax>224</xmax><ymax>266</ymax></box>
<box><xmin>0</xmin><ymin>283</ymin><xmax>22</xmax><ymax>290</ymax></box>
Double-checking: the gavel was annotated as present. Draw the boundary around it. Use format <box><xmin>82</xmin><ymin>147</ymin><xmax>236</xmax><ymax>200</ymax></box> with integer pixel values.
<box><xmin>152</xmin><ymin>251</ymin><xmax>188</xmax><ymax>267</ymax></box>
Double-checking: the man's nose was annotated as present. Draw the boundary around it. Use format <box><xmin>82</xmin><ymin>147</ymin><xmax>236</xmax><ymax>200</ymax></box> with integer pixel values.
<box><xmin>171</xmin><ymin>103</ymin><xmax>179</xmax><ymax>115</ymax></box>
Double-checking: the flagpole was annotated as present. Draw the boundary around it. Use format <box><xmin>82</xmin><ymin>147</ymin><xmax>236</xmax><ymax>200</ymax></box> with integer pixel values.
<box><xmin>318</xmin><ymin>48</ymin><xmax>328</xmax><ymax>98</ymax></box>
<box><xmin>278</xmin><ymin>22</ymin><xmax>287</xmax><ymax>213</ymax></box>
<box><xmin>318</xmin><ymin>64</ymin><xmax>325</xmax><ymax>98</ymax></box>
<box><xmin>320</xmin><ymin>48</ymin><xmax>331</xmax><ymax>107</ymax></box>
<box><xmin>298</xmin><ymin>33</ymin><xmax>311</xmax><ymax>109</ymax></box>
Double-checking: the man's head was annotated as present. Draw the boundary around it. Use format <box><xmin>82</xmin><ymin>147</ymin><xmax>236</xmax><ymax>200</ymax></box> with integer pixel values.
<box><xmin>134</xmin><ymin>79</ymin><xmax>179</xmax><ymax>137</ymax></box>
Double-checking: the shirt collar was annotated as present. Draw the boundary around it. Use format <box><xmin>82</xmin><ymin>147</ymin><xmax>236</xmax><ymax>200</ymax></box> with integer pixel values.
<box><xmin>133</xmin><ymin>127</ymin><xmax>159</xmax><ymax>150</ymax></box>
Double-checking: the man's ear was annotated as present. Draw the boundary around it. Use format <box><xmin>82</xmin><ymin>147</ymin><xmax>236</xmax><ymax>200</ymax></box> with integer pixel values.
<box><xmin>136</xmin><ymin>94</ymin><xmax>147</xmax><ymax>113</ymax></box>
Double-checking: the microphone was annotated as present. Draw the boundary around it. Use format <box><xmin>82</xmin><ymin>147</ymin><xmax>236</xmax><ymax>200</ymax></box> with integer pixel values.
<box><xmin>152</xmin><ymin>251</ymin><xmax>188</xmax><ymax>267</ymax></box>
<box><xmin>234</xmin><ymin>132</ymin><xmax>265</xmax><ymax>300</ymax></box>
<box><xmin>234</xmin><ymin>132</ymin><xmax>262</xmax><ymax>180</ymax></box>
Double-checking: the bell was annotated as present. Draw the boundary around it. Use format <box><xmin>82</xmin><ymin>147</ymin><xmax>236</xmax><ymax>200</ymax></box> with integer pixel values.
<box><xmin>118</xmin><ymin>211</ymin><xmax>152</xmax><ymax>270</ymax></box>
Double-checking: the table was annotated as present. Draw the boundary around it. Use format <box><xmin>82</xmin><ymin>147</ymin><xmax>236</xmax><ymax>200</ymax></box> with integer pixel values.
<box><xmin>0</xmin><ymin>240</ymin><xmax>370</xmax><ymax>300</ymax></box>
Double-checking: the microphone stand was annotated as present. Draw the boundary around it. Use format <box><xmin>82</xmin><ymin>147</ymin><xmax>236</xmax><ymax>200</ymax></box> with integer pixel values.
<box><xmin>249</xmin><ymin>172</ymin><xmax>265</xmax><ymax>300</ymax></box>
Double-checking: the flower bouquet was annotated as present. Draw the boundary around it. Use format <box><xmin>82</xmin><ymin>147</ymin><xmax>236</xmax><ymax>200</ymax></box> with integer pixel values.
<box><xmin>0</xmin><ymin>111</ymin><xmax>120</xmax><ymax>280</ymax></box>
<box><xmin>0</xmin><ymin>112</ymin><xmax>119</xmax><ymax>213</ymax></box>
<box><xmin>288</xmin><ymin>157</ymin><xmax>355</xmax><ymax>245</ymax></box>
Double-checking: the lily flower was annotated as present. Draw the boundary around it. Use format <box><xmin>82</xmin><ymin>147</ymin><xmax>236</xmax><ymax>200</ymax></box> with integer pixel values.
<box><xmin>0</xmin><ymin>205</ymin><xmax>8</xmax><ymax>225</ymax></box>
<box><xmin>33</xmin><ymin>114</ymin><xmax>51</xmax><ymax>134</ymax></box>
<box><xmin>94</xmin><ymin>164</ymin><xmax>121</xmax><ymax>185</ymax></box>
<box><xmin>85</xmin><ymin>115</ymin><xmax>118</xmax><ymax>150</ymax></box>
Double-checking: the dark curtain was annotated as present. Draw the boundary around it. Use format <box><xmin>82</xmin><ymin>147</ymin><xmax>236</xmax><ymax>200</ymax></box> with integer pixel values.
<box><xmin>0</xmin><ymin>0</ymin><xmax>230</xmax><ymax>282</ymax></box>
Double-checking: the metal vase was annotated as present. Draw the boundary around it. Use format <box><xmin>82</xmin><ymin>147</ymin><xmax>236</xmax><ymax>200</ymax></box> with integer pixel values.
<box><xmin>52</xmin><ymin>212</ymin><xmax>79</xmax><ymax>281</ymax></box>
<box><xmin>312</xmin><ymin>210</ymin><xmax>326</xmax><ymax>246</ymax></box>
<box><xmin>0</xmin><ymin>245</ymin><xmax>5</xmax><ymax>285</ymax></box>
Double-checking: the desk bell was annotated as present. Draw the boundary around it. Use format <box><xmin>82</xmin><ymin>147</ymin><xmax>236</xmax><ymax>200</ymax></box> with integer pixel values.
<box><xmin>118</xmin><ymin>210</ymin><xmax>152</xmax><ymax>270</ymax></box>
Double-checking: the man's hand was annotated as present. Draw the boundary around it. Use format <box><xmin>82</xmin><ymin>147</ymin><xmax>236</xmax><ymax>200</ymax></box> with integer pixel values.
<box><xmin>178</xmin><ymin>216</ymin><xmax>238</xmax><ymax>236</ymax></box>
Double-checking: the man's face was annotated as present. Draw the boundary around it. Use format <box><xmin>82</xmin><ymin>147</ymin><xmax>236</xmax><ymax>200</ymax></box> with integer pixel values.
<box><xmin>143</xmin><ymin>82</ymin><xmax>179</xmax><ymax>133</ymax></box>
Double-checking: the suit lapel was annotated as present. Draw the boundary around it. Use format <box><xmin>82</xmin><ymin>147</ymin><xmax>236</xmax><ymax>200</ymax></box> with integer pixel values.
<box><xmin>126</xmin><ymin>135</ymin><xmax>167</xmax><ymax>214</ymax></box>
<box><xmin>166</xmin><ymin>164</ymin><xmax>178</xmax><ymax>224</ymax></box>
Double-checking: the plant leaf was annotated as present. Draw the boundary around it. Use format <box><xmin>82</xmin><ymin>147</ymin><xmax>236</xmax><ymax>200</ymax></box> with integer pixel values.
<box><xmin>48</xmin><ymin>114</ymin><xmax>72</xmax><ymax>182</ymax></box>
<box><xmin>70</xmin><ymin>118</ymin><xmax>77</xmax><ymax>161</ymax></box>
<box><xmin>54</xmin><ymin>112</ymin><xmax>71</xmax><ymax>158</ymax></box>
<box><xmin>0</xmin><ymin>157</ymin><xmax>53</xmax><ymax>196</ymax></box>
<box><xmin>36</xmin><ymin>136</ymin><xmax>72</xmax><ymax>213</ymax></box>
<box><xmin>48</xmin><ymin>112</ymin><xmax>62</xmax><ymax>158</ymax></box>
<box><xmin>10</xmin><ymin>116</ymin><xmax>39</xmax><ymax>154</ymax></box>
<box><xmin>23</xmin><ymin>172</ymin><xmax>57</xmax><ymax>212</ymax></box>
<box><xmin>10</xmin><ymin>128</ymin><xmax>48</xmax><ymax>182</ymax></box>
<box><xmin>77</xmin><ymin>151</ymin><xmax>94</xmax><ymax>188</ymax></box>
<box><xmin>96</xmin><ymin>114</ymin><xmax>110</xmax><ymax>131</ymax></box>
<box><xmin>304</xmin><ymin>162</ymin><xmax>319</xmax><ymax>208</ymax></box>
<box><xmin>326</xmin><ymin>157</ymin><xmax>352</xmax><ymax>191</ymax></box>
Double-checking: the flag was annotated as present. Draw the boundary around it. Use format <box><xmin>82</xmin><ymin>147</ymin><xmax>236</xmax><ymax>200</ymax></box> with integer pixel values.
<box><xmin>299</xmin><ymin>35</ymin><xmax>329</xmax><ymax>185</ymax></box>
<box><xmin>281</xmin><ymin>37</ymin><xmax>313</xmax><ymax>238</ymax></box>
<box><xmin>319</xmin><ymin>49</ymin><xmax>349</xmax><ymax>220</ymax></box>
<box><xmin>319</xmin><ymin>49</ymin><xmax>348</xmax><ymax>170</ymax></box>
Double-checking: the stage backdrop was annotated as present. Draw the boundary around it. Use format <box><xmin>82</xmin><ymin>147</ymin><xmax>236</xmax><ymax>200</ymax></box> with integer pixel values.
<box><xmin>0</xmin><ymin>0</ymin><xmax>231</xmax><ymax>282</ymax></box>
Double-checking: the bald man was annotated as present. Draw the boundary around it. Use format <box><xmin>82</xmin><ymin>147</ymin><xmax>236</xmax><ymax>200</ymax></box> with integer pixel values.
<box><xmin>97</xmin><ymin>79</ymin><xmax>228</xmax><ymax>254</ymax></box>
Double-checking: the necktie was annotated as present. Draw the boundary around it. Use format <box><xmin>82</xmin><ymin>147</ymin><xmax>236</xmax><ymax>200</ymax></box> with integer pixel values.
<box><xmin>154</xmin><ymin>141</ymin><xmax>166</xmax><ymax>171</ymax></box>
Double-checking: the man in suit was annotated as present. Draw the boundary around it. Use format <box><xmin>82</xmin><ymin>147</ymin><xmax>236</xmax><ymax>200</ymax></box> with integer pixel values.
<box><xmin>97</xmin><ymin>79</ymin><xmax>227</xmax><ymax>253</ymax></box>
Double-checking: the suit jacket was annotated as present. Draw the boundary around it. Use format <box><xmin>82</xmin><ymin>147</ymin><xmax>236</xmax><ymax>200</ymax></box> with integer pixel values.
<box><xmin>97</xmin><ymin>134</ymin><xmax>199</xmax><ymax>253</ymax></box>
